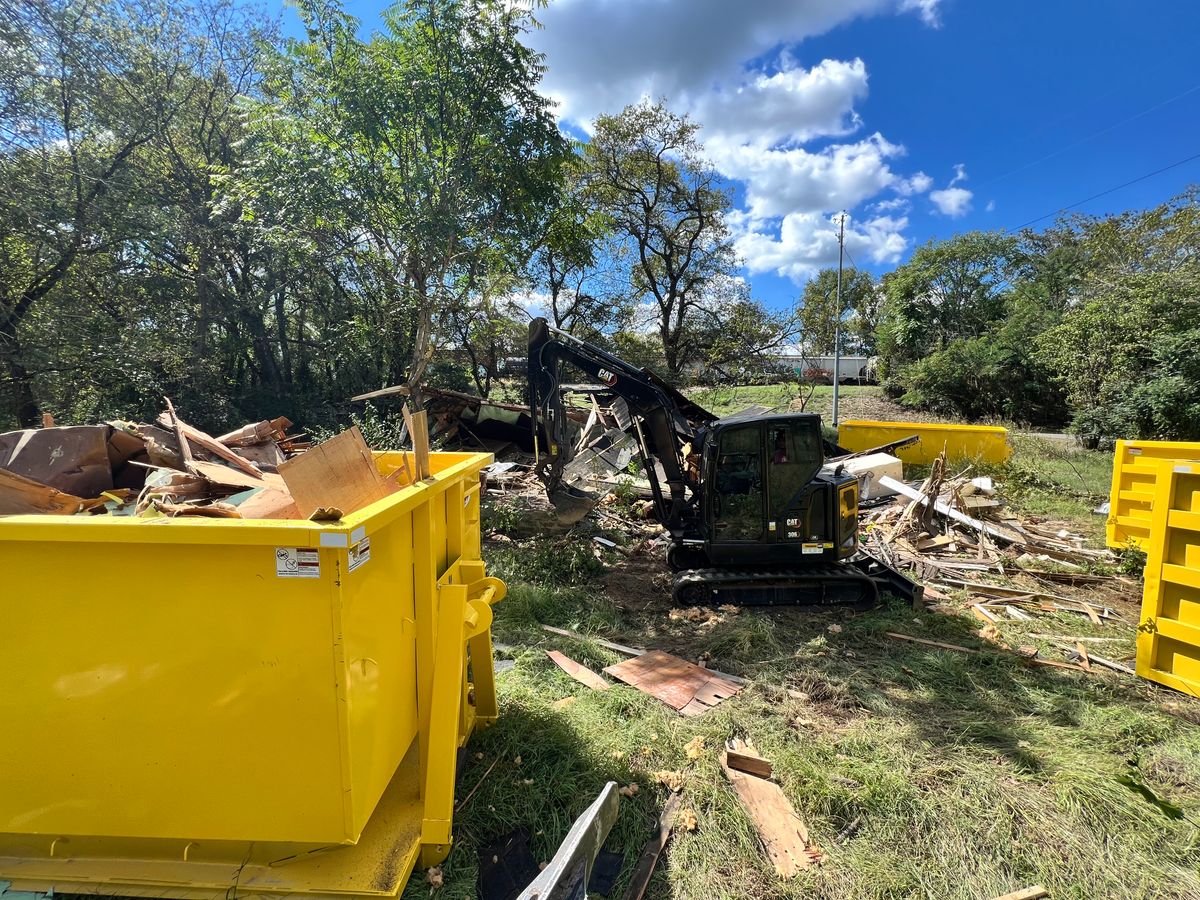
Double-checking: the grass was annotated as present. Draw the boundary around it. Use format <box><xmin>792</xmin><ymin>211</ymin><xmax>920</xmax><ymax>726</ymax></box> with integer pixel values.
<box><xmin>687</xmin><ymin>383</ymin><xmax>880</xmax><ymax>419</ymax></box>
<box><xmin>403</xmin><ymin>426</ymin><xmax>1200</xmax><ymax>900</ymax></box>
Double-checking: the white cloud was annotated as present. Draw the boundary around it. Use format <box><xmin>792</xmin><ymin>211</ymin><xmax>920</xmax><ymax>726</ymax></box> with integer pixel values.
<box><xmin>985</xmin><ymin>199</ymin><xmax>996</xmax><ymax>212</ymax></box>
<box><xmin>530</xmin><ymin>0</ymin><xmax>940</xmax><ymax>127</ymax></box>
<box><xmin>691</xmin><ymin>58</ymin><xmax>869</xmax><ymax>149</ymax></box>
<box><xmin>894</xmin><ymin>171</ymin><xmax>933</xmax><ymax>195</ymax></box>
<box><xmin>527</xmin><ymin>0</ymin><xmax>947</xmax><ymax>284</ymax></box>
<box><xmin>710</xmin><ymin>133</ymin><xmax>907</xmax><ymax>220</ymax></box>
<box><xmin>929</xmin><ymin>163</ymin><xmax>974</xmax><ymax>217</ymax></box>
<box><xmin>736</xmin><ymin>212</ymin><xmax>910</xmax><ymax>281</ymax></box>
<box><xmin>899</xmin><ymin>0</ymin><xmax>942</xmax><ymax>26</ymax></box>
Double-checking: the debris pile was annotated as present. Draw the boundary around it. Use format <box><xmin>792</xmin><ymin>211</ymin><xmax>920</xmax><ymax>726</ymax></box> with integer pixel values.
<box><xmin>859</xmin><ymin>449</ymin><xmax>1137</xmax><ymax>674</ymax></box>
<box><xmin>0</xmin><ymin>404</ymin><xmax>420</xmax><ymax>521</ymax></box>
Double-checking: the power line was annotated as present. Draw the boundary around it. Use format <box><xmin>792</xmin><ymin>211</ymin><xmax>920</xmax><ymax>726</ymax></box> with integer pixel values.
<box><xmin>1005</xmin><ymin>150</ymin><xmax>1200</xmax><ymax>233</ymax></box>
<box><xmin>980</xmin><ymin>81</ymin><xmax>1200</xmax><ymax>188</ymax></box>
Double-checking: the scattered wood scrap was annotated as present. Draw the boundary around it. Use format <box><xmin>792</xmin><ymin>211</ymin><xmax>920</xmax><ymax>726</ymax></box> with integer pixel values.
<box><xmin>621</xmin><ymin>792</ymin><xmax>681</xmax><ymax>900</ymax></box>
<box><xmin>0</xmin><ymin>467</ymin><xmax>93</xmax><ymax>515</ymax></box>
<box><xmin>603</xmin><ymin>649</ymin><xmax>742</xmax><ymax>716</ymax></box>
<box><xmin>720</xmin><ymin>740</ymin><xmax>821</xmax><ymax>876</ymax></box>
<box><xmin>987</xmin><ymin>887</ymin><xmax>1048</xmax><ymax>900</ymax></box>
<box><xmin>158</xmin><ymin>410</ymin><xmax>264</xmax><ymax>479</ymax></box>
<box><xmin>886</xmin><ymin>632</ymin><xmax>981</xmax><ymax>654</ymax></box>
<box><xmin>545</xmin><ymin>650</ymin><xmax>610</xmax><ymax>691</ymax></box>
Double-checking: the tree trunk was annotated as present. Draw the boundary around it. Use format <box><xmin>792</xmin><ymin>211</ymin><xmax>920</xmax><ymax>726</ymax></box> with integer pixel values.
<box><xmin>3</xmin><ymin>343</ymin><xmax>40</xmax><ymax>428</ymax></box>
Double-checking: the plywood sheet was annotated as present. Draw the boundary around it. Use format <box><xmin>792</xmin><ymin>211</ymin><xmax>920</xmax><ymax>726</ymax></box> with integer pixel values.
<box><xmin>603</xmin><ymin>650</ymin><xmax>741</xmax><ymax>715</ymax></box>
<box><xmin>278</xmin><ymin>426</ymin><xmax>394</xmax><ymax>518</ymax></box>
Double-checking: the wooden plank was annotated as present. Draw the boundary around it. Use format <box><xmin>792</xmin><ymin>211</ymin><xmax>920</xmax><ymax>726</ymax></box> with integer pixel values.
<box><xmin>725</xmin><ymin>749</ymin><xmax>773</xmax><ymax>779</ymax></box>
<box><xmin>886</xmin><ymin>632</ymin><xmax>980</xmax><ymax>654</ymax></box>
<box><xmin>158</xmin><ymin>408</ymin><xmax>263</xmax><ymax>479</ymax></box>
<box><xmin>621</xmin><ymin>793</ymin><xmax>681</xmax><ymax>900</ymax></box>
<box><xmin>541</xmin><ymin>624</ymin><xmax>646</xmax><ymax>657</ymax></box>
<box><xmin>163</xmin><ymin>397</ymin><xmax>196</xmax><ymax>475</ymax></box>
<box><xmin>604</xmin><ymin>650</ymin><xmax>742</xmax><ymax>714</ymax></box>
<box><xmin>987</xmin><ymin>887</ymin><xmax>1048</xmax><ymax>900</ymax></box>
<box><xmin>0</xmin><ymin>468</ymin><xmax>88</xmax><ymax>515</ymax></box>
<box><xmin>234</xmin><ymin>487</ymin><xmax>300</xmax><ymax>520</ymax></box>
<box><xmin>720</xmin><ymin>741</ymin><xmax>815</xmax><ymax>877</ymax></box>
<box><xmin>971</xmin><ymin>604</ymin><xmax>999</xmax><ymax>624</ymax></box>
<box><xmin>412</xmin><ymin>408</ymin><xmax>432</xmax><ymax>482</ymax></box>
<box><xmin>545</xmin><ymin>650</ymin><xmax>610</xmax><ymax>691</ymax></box>
<box><xmin>278</xmin><ymin>426</ymin><xmax>394</xmax><ymax>518</ymax></box>
<box><xmin>189</xmin><ymin>459</ymin><xmax>275</xmax><ymax>491</ymax></box>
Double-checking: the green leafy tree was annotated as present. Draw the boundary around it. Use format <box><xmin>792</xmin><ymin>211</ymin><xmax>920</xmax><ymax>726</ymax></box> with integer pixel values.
<box><xmin>875</xmin><ymin>230</ymin><xmax>1018</xmax><ymax>378</ymax></box>
<box><xmin>796</xmin><ymin>268</ymin><xmax>877</xmax><ymax>355</ymax></box>
<box><xmin>1034</xmin><ymin>190</ymin><xmax>1200</xmax><ymax>443</ymax></box>
<box><xmin>239</xmin><ymin>0</ymin><xmax>571</xmax><ymax>404</ymax></box>
<box><xmin>585</xmin><ymin>100</ymin><xmax>737</xmax><ymax>375</ymax></box>
<box><xmin>0</xmin><ymin>0</ymin><xmax>206</xmax><ymax>425</ymax></box>
<box><xmin>527</xmin><ymin>155</ymin><xmax>628</xmax><ymax>334</ymax></box>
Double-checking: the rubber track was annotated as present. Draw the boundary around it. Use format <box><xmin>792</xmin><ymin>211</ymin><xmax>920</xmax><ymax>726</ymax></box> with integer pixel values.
<box><xmin>672</xmin><ymin>566</ymin><xmax>879</xmax><ymax>607</ymax></box>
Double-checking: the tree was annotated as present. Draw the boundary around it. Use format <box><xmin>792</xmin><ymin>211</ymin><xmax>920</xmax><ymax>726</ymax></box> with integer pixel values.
<box><xmin>585</xmin><ymin>100</ymin><xmax>737</xmax><ymax>375</ymax></box>
<box><xmin>526</xmin><ymin>155</ymin><xmax>628</xmax><ymax>334</ymax></box>
<box><xmin>0</xmin><ymin>0</ymin><xmax>203</xmax><ymax>425</ymax></box>
<box><xmin>239</xmin><ymin>0</ymin><xmax>571</xmax><ymax>404</ymax></box>
<box><xmin>1034</xmin><ymin>190</ymin><xmax>1200</xmax><ymax>443</ymax></box>
<box><xmin>875</xmin><ymin>230</ymin><xmax>1018</xmax><ymax>378</ymax></box>
<box><xmin>796</xmin><ymin>268</ymin><xmax>877</xmax><ymax>355</ymax></box>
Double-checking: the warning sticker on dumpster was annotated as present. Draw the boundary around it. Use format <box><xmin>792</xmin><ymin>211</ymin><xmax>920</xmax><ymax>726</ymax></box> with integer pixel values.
<box><xmin>348</xmin><ymin>537</ymin><xmax>371</xmax><ymax>573</ymax></box>
<box><xmin>276</xmin><ymin>547</ymin><xmax>320</xmax><ymax>578</ymax></box>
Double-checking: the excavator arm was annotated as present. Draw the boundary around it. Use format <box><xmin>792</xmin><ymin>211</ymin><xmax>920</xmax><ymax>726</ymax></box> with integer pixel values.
<box><xmin>527</xmin><ymin>317</ymin><xmax>714</xmax><ymax>531</ymax></box>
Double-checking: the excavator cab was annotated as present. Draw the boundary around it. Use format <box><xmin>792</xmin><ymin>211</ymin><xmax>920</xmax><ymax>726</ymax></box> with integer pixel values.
<box><xmin>687</xmin><ymin>414</ymin><xmax>858</xmax><ymax>566</ymax></box>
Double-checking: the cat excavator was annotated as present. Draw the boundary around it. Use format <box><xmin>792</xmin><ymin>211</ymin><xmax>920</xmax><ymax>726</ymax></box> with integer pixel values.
<box><xmin>527</xmin><ymin>317</ymin><xmax>918</xmax><ymax>607</ymax></box>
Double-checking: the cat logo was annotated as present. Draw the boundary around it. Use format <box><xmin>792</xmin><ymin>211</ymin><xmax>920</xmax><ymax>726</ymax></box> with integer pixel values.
<box><xmin>597</xmin><ymin>367</ymin><xmax>618</xmax><ymax>387</ymax></box>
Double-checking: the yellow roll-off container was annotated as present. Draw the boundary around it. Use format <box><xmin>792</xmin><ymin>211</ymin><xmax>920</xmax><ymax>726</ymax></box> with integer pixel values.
<box><xmin>0</xmin><ymin>451</ymin><xmax>504</xmax><ymax>900</ymax></box>
<box><xmin>837</xmin><ymin>420</ymin><xmax>1011</xmax><ymax>466</ymax></box>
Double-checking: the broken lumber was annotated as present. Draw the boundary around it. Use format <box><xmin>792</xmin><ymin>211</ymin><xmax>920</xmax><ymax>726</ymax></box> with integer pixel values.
<box><xmin>725</xmin><ymin>749</ymin><xmax>773</xmax><ymax>779</ymax></box>
<box><xmin>541</xmin><ymin>624</ymin><xmax>647</xmax><ymax>658</ymax></box>
<box><xmin>1057</xmin><ymin>643</ymin><xmax>1135</xmax><ymax>675</ymax></box>
<box><xmin>877</xmin><ymin>474</ymin><xmax>1025</xmax><ymax>545</ymax></box>
<box><xmin>621</xmin><ymin>792</ymin><xmax>681</xmax><ymax>900</ymax></box>
<box><xmin>720</xmin><ymin>740</ymin><xmax>819</xmax><ymax>876</ymax></box>
<box><xmin>987</xmin><ymin>887</ymin><xmax>1048</xmax><ymax>900</ymax></box>
<box><xmin>545</xmin><ymin>650</ymin><xmax>610</xmax><ymax>691</ymax></box>
<box><xmin>0</xmin><ymin>468</ymin><xmax>90</xmax><ymax>515</ymax></box>
<box><xmin>886</xmin><ymin>632</ymin><xmax>981</xmax><ymax>654</ymax></box>
<box><xmin>157</xmin><ymin>408</ymin><xmax>263</xmax><ymax>479</ymax></box>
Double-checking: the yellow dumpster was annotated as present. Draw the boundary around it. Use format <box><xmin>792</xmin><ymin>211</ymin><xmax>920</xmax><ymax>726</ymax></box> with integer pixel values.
<box><xmin>837</xmin><ymin>420</ymin><xmax>1011</xmax><ymax>466</ymax></box>
<box><xmin>1106</xmin><ymin>439</ymin><xmax>1200</xmax><ymax>550</ymax></box>
<box><xmin>0</xmin><ymin>450</ymin><xmax>504</xmax><ymax>900</ymax></box>
<box><xmin>1137</xmin><ymin>460</ymin><xmax>1200</xmax><ymax>696</ymax></box>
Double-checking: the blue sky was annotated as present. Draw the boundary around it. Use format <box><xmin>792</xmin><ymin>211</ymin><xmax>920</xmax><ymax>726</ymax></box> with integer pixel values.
<box><xmin>275</xmin><ymin>0</ymin><xmax>1200</xmax><ymax>312</ymax></box>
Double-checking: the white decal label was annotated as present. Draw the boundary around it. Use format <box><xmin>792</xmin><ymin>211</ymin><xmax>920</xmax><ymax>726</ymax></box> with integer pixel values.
<box><xmin>349</xmin><ymin>537</ymin><xmax>372</xmax><ymax>573</ymax></box>
<box><xmin>802</xmin><ymin>542</ymin><xmax>824</xmax><ymax>554</ymax></box>
<box><xmin>276</xmin><ymin>547</ymin><xmax>320</xmax><ymax>578</ymax></box>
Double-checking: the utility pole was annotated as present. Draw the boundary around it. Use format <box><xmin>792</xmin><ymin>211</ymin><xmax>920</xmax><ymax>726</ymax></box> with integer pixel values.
<box><xmin>831</xmin><ymin>212</ymin><xmax>846</xmax><ymax>427</ymax></box>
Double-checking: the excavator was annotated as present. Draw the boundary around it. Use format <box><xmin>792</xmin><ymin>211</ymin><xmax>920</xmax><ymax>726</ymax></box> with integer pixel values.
<box><xmin>527</xmin><ymin>317</ymin><xmax>918</xmax><ymax>608</ymax></box>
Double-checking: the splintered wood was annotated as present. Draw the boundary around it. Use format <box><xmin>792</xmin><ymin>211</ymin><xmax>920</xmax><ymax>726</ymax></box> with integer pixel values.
<box><xmin>278</xmin><ymin>426</ymin><xmax>395</xmax><ymax>519</ymax></box>
<box><xmin>720</xmin><ymin>740</ymin><xmax>821</xmax><ymax>877</ymax></box>
<box><xmin>603</xmin><ymin>650</ymin><xmax>742</xmax><ymax>715</ymax></box>
<box><xmin>545</xmin><ymin>650</ymin><xmax>610</xmax><ymax>691</ymax></box>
